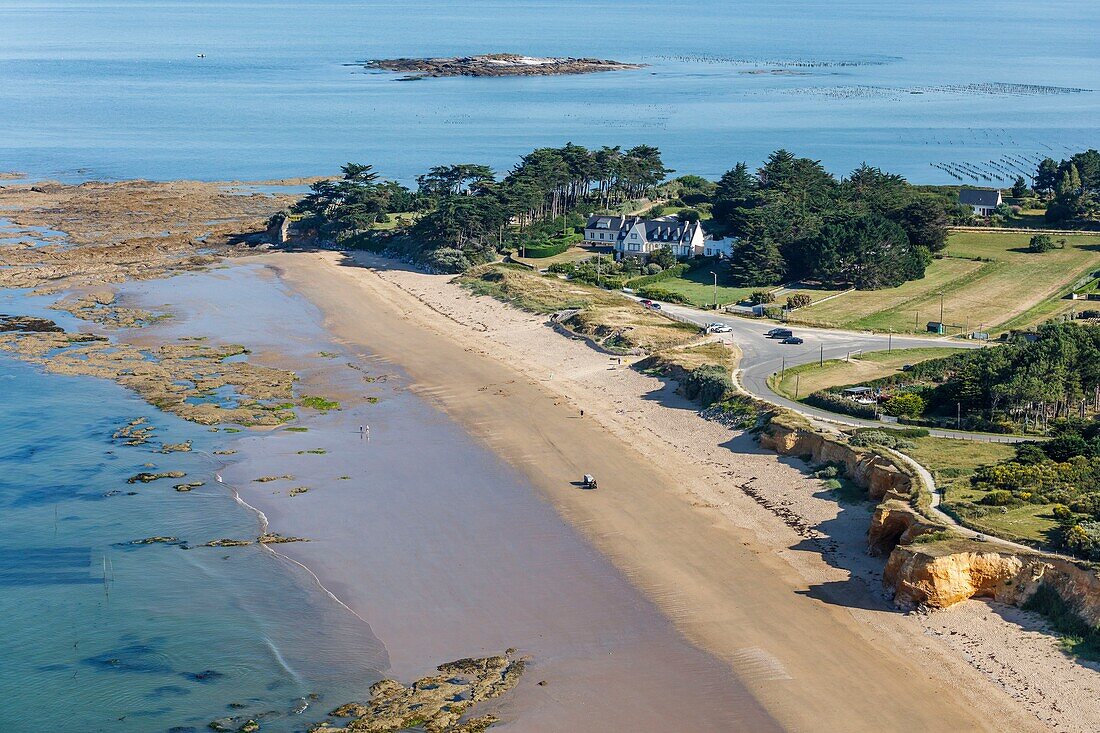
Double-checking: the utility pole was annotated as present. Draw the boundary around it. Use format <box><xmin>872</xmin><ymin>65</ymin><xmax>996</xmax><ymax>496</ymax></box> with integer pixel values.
<box><xmin>819</xmin><ymin>345</ymin><xmax>823</xmax><ymax>367</ymax></box>
<box><xmin>710</xmin><ymin>271</ymin><xmax>718</xmax><ymax>310</ymax></box>
<box><xmin>915</xmin><ymin>310</ymin><xmax>919</xmax><ymax>330</ymax></box>
<box><xmin>888</xmin><ymin>332</ymin><xmax>892</xmax><ymax>352</ymax></box>
<box><xmin>957</xmin><ymin>402</ymin><xmax>962</xmax><ymax>430</ymax></box>
<box><xmin>939</xmin><ymin>292</ymin><xmax>945</xmax><ymax>325</ymax></box>
<box><xmin>795</xmin><ymin>374</ymin><xmax>800</xmax><ymax>399</ymax></box>
<box><xmin>781</xmin><ymin>356</ymin><xmax>786</xmax><ymax>376</ymax></box>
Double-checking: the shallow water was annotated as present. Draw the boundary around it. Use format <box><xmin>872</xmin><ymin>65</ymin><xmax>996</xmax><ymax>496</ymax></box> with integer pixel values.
<box><xmin>0</xmin><ymin>0</ymin><xmax>1096</xmax><ymax>184</ymax></box>
<box><xmin>0</xmin><ymin>288</ymin><xmax>386</xmax><ymax>732</ymax></box>
<box><xmin>115</xmin><ymin>263</ymin><xmax>779</xmax><ymax>731</ymax></box>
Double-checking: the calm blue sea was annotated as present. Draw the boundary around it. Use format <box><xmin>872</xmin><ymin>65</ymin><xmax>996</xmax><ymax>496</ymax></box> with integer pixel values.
<box><xmin>0</xmin><ymin>289</ymin><xmax>387</xmax><ymax>732</ymax></box>
<box><xmin>0</xmin><ymin>0</ymin><xmax>1097</xmax><ymax>185</ymax></box>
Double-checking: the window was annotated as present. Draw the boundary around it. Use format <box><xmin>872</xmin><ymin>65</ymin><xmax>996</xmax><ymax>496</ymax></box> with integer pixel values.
<box><xmin>631</xmin><ymin>233</ymin><xmax>638</xmax><ymax>239</ymax></box>
<box><xmin>629</xmin><ymin>243</ymin><xmax>641</xmax><ymax>252</ymax></box>
<box><xmin>599</xmin><ymin>232</ymin><xmax>605</xmax><ymax>239</ymax></box>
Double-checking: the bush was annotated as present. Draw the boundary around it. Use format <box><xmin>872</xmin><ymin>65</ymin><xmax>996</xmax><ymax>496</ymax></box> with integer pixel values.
<box><xmin>1060</xmin><ymin>521</ymin><xmax>1100</xmax><ymax>560</ymax></box>
<box><xmin>645</xmin><ymin>263</ymin><xmax>663</xmax><ymax>275</ymax></box>
<box><xmin>982</xmin><ymin>489</ymin><xmax>1016</xmax><ymax>506</ymax></box>
<box><xmin>804</xmin><ymin>391</ymin><xmax>879</xmax><ymax>419</ymax></box>
<box><xmin>786</xmin><ymin>293</ymin><xmax>812</xmax><ymax>310</ymax></box>
<box><xmin>1029</xmin><ymin>234</ymin><xmax>1055</xmax><ymax>253</ymax></box>
<box><xmin>849</xmin><ymin>430</ymin><xmax>915</xmax><ymax>451</ymax></box>
<box><xmin>677</xmin><ymin>208</ymin><xmax>701</xmax><ymax>223</ymax></box>
<box><xmin>883</xmin><ymin>392</ymin><xmax>926</xmax><ymax>417</ymax></box>
<box><xmin>683</xmin><ymin>365</ymin><xmax>733</xmax><ymax>407</ymax></box>
<box><xmin>636</xmin><ymin>286</ymin><xmax>690</xmax><ymax>304</ymax></box>
<box><xmin>626</xmin><ymin>262</ymin><xmax>690</xmax><ymax>289</ymax></box>
<box><xmin>750</xmin><ymin>290</ymin><xmax>776</xmax><ymax>304</ymax></box>
<box><xmin>522</xmin><ymin>239</ymin><xmax>572</xmax><ymax>258</ymax></box>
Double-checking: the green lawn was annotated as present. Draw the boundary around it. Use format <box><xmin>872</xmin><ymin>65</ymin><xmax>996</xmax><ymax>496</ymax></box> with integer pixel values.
<box><xmin>771</xmin><ymin>347</ymin><xmax>965</xmax><ymax>400</ymax></box>
<box><xmin>787</xmin><ymin>230</ymin><xmax>1100</xmax><ymax>334</ymax></box>
<box><xmin>652</xmin><ymin>268</ymin><xmax>758</xmax><ymax>308</ymax></box>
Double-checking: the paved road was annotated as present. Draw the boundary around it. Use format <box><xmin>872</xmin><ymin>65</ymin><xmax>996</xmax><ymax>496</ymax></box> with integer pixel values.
<box><xmin>646</xmin><ymin>299</ymin><xmax>1030</xmax><ymax>443</ymax></box>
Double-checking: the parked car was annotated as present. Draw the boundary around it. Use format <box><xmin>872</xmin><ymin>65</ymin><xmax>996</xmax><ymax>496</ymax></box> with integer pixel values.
<box><xmin>764</xmin><ymin>327</ymin><xmax>784</xmax><ymax>336</ymax></box>
<box><xmin>781</xmin><ymin>336</ymin><xmax>804</xmax><ymax>345</ymax></box>
<box><xmin>649</xmin><ymin>302</ymin><xmax>662</xmax><ymax>310</ymax></box>
<box><xmin>768</xmin><ymin>328</ymin><xmax>793</xmax><ymax>339</ymax></box>
<box><xmin>707</xmin><ymin>323</ymin><xmax>732</xmax><ymax>334</ymax></box>
<box><xmin>639</xmin><ymin>299</ymin><xmax>653</xmax><ymax>307</ymax></box>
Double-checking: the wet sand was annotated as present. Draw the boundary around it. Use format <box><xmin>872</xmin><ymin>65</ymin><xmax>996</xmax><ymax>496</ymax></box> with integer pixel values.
<box><xmin>120</xmin><ymin>264</ymin><xmax>777</xmax><ymax>731</ymax></box>
<box><xmin>263</xmin><ymin>250</ymin><xmax>1047</xmax><ymax>733</ymax></box>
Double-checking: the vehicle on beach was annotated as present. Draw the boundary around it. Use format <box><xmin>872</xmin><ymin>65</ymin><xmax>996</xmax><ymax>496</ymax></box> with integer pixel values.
<box><xmin>781</xmin><ymin>336</ymin><xmax>804</xmax><ymax>344</ymax></box>
<box><xmin>582</xmin><ymin>474</ymin><xmax>598</xmax><ymax>489</ymax></box>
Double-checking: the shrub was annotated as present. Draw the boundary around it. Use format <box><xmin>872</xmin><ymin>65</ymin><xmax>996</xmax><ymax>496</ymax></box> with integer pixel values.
<box><xmin>522</xmin><ymin>240</ymin><xmax>572</xmax><ymax>258</ymax></box>
<box><xmin>982</xmin><ymin>489</ymin><xmax>1016</xmax><ymax>506</ymax></box>
<box><xmin>804</xmin><ymin>391</ymin><xmax>879</xmax><ymax>419</ymax></box>
<box><xmin>786</xmin><ymin>293</ymin><xmax>812</xmax><ymax>310</ymax></box>
<box><xmin>750</xmin><ymin>290</ymin><xmax>776</xmax><ymax>305</ymax></box>
<box><xmin>1060</xmin><ymin>521</ymin><xmax>1100</xmax><ymax>560</ymax></box>
<box><xmin>883</xmin><ymin>392</ymin><xmax>925</xmax><ymax>417</ymax></box>
<box><xmin>1029</xmin><ymin>234</ymin><xmax>1055</xmax><ymax>253</ymax></box>
<box><xmin>849</xmin><ymin>430</ymin><xmax>915</xmax><ymax>451</ymax></box>
<box><xmin>683</xmin><ymin>365</ymin><xmax>733</xmax><ymax>407</ymax></box>
<box><xmin>636</xmin><ymin>286</ymin><xmax>690</xmax><ymax>304</ymax></box>
<box><xmin>645</xmin><ymin>263</ymin><xmax>663</xmax><ymax>275</ymax></box>
<box><xmin>677</xmin><ymin>208</ymin><xmax>701</xmax><ymax>223</ymax></box>
<box><xmin>1052</xmin><ymin>504</ymin><xmax>1073</xmax><ymax>520</ymax></box>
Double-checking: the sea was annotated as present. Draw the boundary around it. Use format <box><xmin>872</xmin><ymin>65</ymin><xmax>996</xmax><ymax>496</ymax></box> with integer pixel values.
<box><xmin>0</xmin><ymin>0</ymin><xmax>1097</xmax><ymax>186</ymax></box>
<box><xmin>1</xmin><ymin>1</ymin><xmax>1098</xmax><ymax>730</ymax></box>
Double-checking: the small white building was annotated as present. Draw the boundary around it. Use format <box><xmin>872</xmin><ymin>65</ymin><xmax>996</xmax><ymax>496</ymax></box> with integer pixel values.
<box><xmin>959</xmin><ymin>189</ymin><xmax>1002</xmax><ymax>217</ymax></box>
<box><xmin>702</xmin><ymin>236</ymin><xmax>737</xmax><ymax>259</ymax></box>
<box><xmin>584</xmin><ymin>214</ymin><xmax>705</xmax><ymax>259</ymax></box>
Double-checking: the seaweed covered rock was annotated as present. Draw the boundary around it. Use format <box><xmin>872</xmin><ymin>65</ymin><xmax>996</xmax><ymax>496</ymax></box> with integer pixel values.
<box><xmin>316</xmin><ymin>652</ymin><xmax>524</xmax><ymax>732</ymax></box>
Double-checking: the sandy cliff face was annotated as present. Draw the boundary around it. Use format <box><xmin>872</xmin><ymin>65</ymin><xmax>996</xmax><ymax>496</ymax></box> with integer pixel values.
<box><xmin>760</xmin><ymin>417</ymin><xmax>1100</xmax><ymax>627</ymax></box>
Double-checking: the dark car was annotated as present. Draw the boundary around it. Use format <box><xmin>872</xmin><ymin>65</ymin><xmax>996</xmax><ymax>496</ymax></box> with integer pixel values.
<box><xmin>768</xmin><ymin>328</ymin><xmax>793</xmax><ymax>339</ymax></box>
<box><xmin>639</xmin><ymin>299</ymin><xmax>653</xmax><ymax>306</ymax></box>
<box><xmin>649</xmin><ymin>302</ymin><xmax>662</xmax><ymax>310</ymax></box>
<box><xmin>781</xmin><ymin>336</ymin><xmax>804</xmax><ymax>344</ymax></box>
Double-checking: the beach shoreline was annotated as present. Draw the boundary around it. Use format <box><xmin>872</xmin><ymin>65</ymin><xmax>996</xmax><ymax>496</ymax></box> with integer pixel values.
<box><xmin>261</xmin><ymin>249</ymin><xmax>1063</xmax><ymax>732</ymax></box>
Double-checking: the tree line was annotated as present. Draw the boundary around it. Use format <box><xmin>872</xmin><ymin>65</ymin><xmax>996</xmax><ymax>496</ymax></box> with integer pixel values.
<box><xmin>707</xmin><ymin>150</ymin><xmax>953</xmax><ymax>290</ymax></box>
<box><xmin>291</xmin><ymin>144</ymin><xmax>670</xmax><ymax>271</ymax></box>
<box><xmin>1031</xmin><ymin>149</ymin><xmax>1100</xmax><ymax>223</ymax></box>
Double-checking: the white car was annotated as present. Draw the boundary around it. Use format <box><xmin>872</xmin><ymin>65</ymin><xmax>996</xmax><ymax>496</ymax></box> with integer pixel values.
<box><xmin>708</xmin><ymin>324</ymin><xmax>732</xmax><ymax>334</ymax></box>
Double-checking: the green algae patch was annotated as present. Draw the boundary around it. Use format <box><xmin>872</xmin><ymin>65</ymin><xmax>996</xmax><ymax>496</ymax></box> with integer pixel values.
<box><xmin>300</xmin><ymin>395</ymin><xmax>340</xmax><ymax>411</ymax></box>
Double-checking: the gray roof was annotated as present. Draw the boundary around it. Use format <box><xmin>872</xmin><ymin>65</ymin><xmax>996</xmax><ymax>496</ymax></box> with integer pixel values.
<box><xmin>585</xmin><ymin>214</ymin><xmax>700</xmax><ymax>243</ymax></box>
<box><xmin>959</xmin><ymin>189</ymin><xmax>1002</xmax><ymax>207</ymax></box>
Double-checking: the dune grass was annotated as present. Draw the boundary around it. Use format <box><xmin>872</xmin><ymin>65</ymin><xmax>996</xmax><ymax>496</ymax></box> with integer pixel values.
<box><xmin>771</xmin><ymin>347</ymin><xmax>965</xmax><ymax>400</ymax></box>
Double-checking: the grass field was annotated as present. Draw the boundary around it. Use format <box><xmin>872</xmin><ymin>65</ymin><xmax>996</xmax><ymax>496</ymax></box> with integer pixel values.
<box><xmin>903</xmin><ymin>436</ymin><xmax>1058</xmax><ymax>546</ymax></box>
<box><xmin>788</xmin><ymin>230</ymin><xmax>1100</xmax><ymax>334</ymax></box>
<box><xmin>653</xmin><ymin>268</ymin><xmax>758</xmax><ymax>308</ymax></box>
<box><xmin>513</xmin><ymin>244</ymin><xmax>608</xmax><ymax>269</ymax></box>
<box><xmin>771</xmin><ymin>347</ymin><xmax>965</xmax><ymax>400</ymax></box>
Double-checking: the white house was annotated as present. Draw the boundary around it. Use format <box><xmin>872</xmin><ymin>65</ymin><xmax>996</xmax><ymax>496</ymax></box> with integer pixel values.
<box><xmin>959</xmin><ymin>189</ymin><xmax>1002</xmax><ymax>217</ymax></box>
<box><xmin>702</xmin><ymin>236</ymin><xmax>737</xmax><ymax>259</ymax></box>
<box><xmin>584</xmin><ymin>214</ymin><xmax>705</xmax><ymax>259</ymax></box>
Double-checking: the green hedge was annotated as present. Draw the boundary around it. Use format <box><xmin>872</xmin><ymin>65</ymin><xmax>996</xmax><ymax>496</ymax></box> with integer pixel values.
<box><xmin>636</xmin><ymin>286</ymin><xmax>690</xmax><ymax>304</ymax></box>
<box><xmin>804</xmin><ymin>391</ymin><xmax>880</xmax><ymax>420</ymax></box>
<box><xmin>626</xmin><ymin>262</ymin><xmax>691</xmax><ymax>289</ymax></box>
<box><xmin>522</xmin><ymin>240</ymin><xmax>572</xmax><ymax>258</ymax></box>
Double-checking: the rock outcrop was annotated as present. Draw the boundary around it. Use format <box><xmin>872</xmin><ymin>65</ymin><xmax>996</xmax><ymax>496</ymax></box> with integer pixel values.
<box><xmin>365</xmin><ymin>54</ymin><xmax>642</xmax><ymax>78</ymax></box>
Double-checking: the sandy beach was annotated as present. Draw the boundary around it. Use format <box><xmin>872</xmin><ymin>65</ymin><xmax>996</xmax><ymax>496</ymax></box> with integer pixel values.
<box><xmin>251</xmin><ymin>249</ymin><xmax>1071</xmax><ymax>732</ymax></box>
